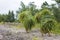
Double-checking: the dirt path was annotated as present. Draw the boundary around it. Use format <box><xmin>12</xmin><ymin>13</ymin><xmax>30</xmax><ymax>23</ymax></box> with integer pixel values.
<box><xmin>0</xmin><ymin>24</ymin><xmax>60</xmax><ymax>40</ymax></box>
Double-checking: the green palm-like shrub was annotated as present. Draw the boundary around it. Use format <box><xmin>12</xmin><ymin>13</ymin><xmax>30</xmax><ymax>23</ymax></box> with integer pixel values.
<box><xmin>40</xmin><ymin>20</ymin><xmax>55</xmax><ymax>36</ymax></box>
<box><xmin>18</xmin><ymin>11</ymin><xmax>35</xmax><ymax>33</ymax></box>
<box><xmin>35</xmin><ymin>9</ymin><xmax>56</xmax><ymax>36</ymax></box>
<box><xmin>40</xmin><ymin>9</ymin><xmax>56</xmax><ymax>36</ymax></box>
<box><xmin>23</xmin><ymin>18</ymin><xmax>35</xmax><ymax>33</ymax></box>
<box><xmin>18</xmin><ymin>11</ymin><xmax>28</xmax><ymax>23</ymax></box>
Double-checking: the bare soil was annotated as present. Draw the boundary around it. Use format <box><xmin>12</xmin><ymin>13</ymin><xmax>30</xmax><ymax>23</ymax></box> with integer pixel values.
<box><xmin>0</xmin><ymin>24</ymin><xmax>60</xmax><ymax>40</ymax></box>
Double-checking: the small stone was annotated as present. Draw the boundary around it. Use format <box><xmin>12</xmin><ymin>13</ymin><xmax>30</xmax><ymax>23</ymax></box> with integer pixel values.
<box><xmin>44</xmin><ymin>39</ymin><xmax>47</xmax><ymax>40</ymax></box>
<box><xmin>0</xmin><ymin>34</ymin><xmax>3</xmax><ymax>39</ymax></box>
<box><xmin>53</xmin><ymin>39</ymin><xmax>59</xmax><ymax>40</ymax></box>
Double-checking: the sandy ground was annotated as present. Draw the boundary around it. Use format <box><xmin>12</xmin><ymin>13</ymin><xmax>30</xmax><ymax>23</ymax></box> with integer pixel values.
<box><xmin>0</xmin><ymin>24</ymin><xmax>60</xmax><ymax>40</ymax></box>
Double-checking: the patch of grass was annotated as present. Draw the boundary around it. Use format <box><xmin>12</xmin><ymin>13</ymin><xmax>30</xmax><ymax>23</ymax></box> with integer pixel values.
<box><xmin>0</xmin><ymin>22</ymin><xmax>4</xmax><ymax>25</ymax></box>
<box><xmin>32</xmin><ymin>36</ymin><xmax>43</xmax><ymax>40</ymax></box>
<box><xmin>51</xmin><ymin>23</ymin><xmax>60</xmax><ymax>35</ymax></box>
<box><xmin>32</xmin><ymin>24</ymin><xmax>40</xmax><ymax>29</ymax></box>
<box><xmin>11</xmin><ymin>24</ymin><xmax>24</xmax><ymax>29</ymax></box>
<box><xmin>32</xmin><ymin>37</ymin><xmax>39</xmax><ymax>40</ymax></box>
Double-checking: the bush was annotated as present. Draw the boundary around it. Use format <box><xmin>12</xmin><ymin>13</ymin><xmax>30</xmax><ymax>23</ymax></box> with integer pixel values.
<box><xmin>18</xmin><ymin>11</ymin><xmax>35</xmax><ymax>33</ymax></box>
<box><xmin>40</xmin><ymin>20</ymin><xmax>55</xmax><ymax>36</ymax></box>
<box><xmin>23</xmin><ymin>18</ymin><xmax>35</xmax><ymax>33</ymax></box>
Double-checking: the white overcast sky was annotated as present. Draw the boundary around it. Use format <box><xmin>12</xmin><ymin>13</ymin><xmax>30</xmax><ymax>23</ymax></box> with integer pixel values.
<box><xmin>0</xmin><ymin>0</ymin><xmax>56</xmax><ymax>14</ymax></box>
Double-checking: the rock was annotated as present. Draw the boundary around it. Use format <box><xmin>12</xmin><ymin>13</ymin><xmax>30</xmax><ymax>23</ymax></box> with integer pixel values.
<box><xmin>53</xmin><ymin>39</ymin><xmax>59</xmax><ymax>40</ymax></box>
<box><xmin>0</xmin><ymin>34</ymin><xmax>3</xmax><ymax>39</ymax></box>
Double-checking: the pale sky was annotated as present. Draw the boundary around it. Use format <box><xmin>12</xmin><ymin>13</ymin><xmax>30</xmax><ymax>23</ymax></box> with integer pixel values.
<box><xmin>0</xmin><ymin>0</ymin><xmax>56</xmax><ymax>14</ymax></box>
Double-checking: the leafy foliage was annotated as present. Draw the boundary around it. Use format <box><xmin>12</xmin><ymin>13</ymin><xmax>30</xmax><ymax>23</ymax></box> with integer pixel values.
<box><xmin>55</xmin><ymin>0</ymin><xmax>60</xmax><ymax>3</ymax></box>
<box><xmin>35</xmin><ymin>9</ymin><xmax>56</xmax><ymax>35</ymax></box>
<box><xmin>7</xmin><ymin>11</ymin><xmax>15</xmax><ymax>22</ymax></box>
<box><xmin>23</xmin><ymin>18</ymin><xmax>35</xmax><ymax>32</ymax></box>
<box><xmin>0</xmin><ymin>10</ymin><xmax>15</xmax><ymax>22</ymax></box>
<box><xmin>18</xmin><ymin>10</ymin><xmax>35</xmax><ymax>32</ymax></box>
<box><xmin>41</xmin><ymin>1</ymin><xmax>49</xmax><ymax>8</ymax></box>
<box><xmin>35</xmin><ymin>13</ymin><xmax>41</xmax><ymax>23</ymax></box>
<box><xmin>17</xmin><ymin>1</ymin><xmax>58</xmax><ymax>34</ymax></box>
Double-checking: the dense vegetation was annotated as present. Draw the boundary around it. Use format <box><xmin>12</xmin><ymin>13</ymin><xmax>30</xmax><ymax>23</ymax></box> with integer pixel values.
<box><xmin>17</xmin><ymin>0</ymin><xmax>60</xmax><ymax>36</ymax></box>
<box><xmin>0</xmin><ymin>10</ymin><xmax>15</xmax><ymax>22</ymax></box>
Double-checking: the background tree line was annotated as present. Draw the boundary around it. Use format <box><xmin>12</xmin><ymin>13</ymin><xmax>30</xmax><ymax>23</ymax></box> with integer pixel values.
<box><xmin>0</xmin><ymin>10</ymin><xmax>15</xmax><ymax>22</ymax></box>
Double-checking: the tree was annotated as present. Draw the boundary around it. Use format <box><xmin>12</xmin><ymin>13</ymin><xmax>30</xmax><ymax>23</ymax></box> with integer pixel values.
<box><xmin>35</xmin><ymin>9</ymin><xmax>55</xmax><ymax>36</ymax></box>
<box><xmin>40</xmin><ymin>9</ymin><xmax>55</xmax><ymax>36</ymax></box>
<box><xmin>16</xmin><ymin>1</ymin><xmax>28</xmax><ymax>20</ymax></box>
<box><xmin>17</xmin><ymin>2</ymin><xmax>37</xmax><ymax>33</ymax></box>
<box><xmin>7</xmin><ymin>10</ymin><xmax>15</xmax><ymax>22</ymax></box>
<box><xmin>55</xmin><ymin>0</ymin><xmax>60</xmax><ymax>3</ymax></box>
<box><xmin>11</xmin><ymin>11</ymin><xmax>15</xmax><ymax>22</ymax></box>
<box><xmin>16</xmin><ymin>1</ymin><xmax>27</xmax><ymax>14</ymax></box>
<box><xmin>41</xmin><ymin>1</ymin><xmax>49</xmax><ymax>8</ymax></box>
<box><xmin>0</xmin><ymin>14</ymin><xmax>3</xmax><ymax>22</ymax></box>
<box><xmin>0</xmin><ymin>14</ymin><xmax>8</xmax><ymax>22</ymax></box>
<box><xmin>28</xmin><ymin>2</ymin><xmax>38</xmax><ymax>16</ymax></box>
<box><xmin>18</xmin><ymin>11</ymin><xmax>35</xmax><ymax>33</ymax></box>
<box><xmin>52</xmin><ymin>7</ymin><xmax>60</xmax><ymax>22</ymax></box>
<box><xmin>54</xmin><ymin>0</ymin><xmax>60</xmax><ymax>8</ymax></box>
<box><xmin>48</xmin><ymin>3</ymin><xmax>60</xmax><ymax>22</ymax></box>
